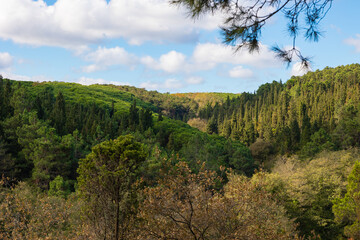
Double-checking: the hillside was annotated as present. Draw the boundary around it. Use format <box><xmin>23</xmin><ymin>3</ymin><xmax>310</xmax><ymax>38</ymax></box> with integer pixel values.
<box><xmin>172</xmin><ymin>92</ymin><xmax>240</xmax><ymax>108</ymax></box>
<box><xmin>1</xmin><ymin>64</ymin><xmax>360</xmax><ymax>239</ymax></box>
<box><xmin>0</xmin><ymin>79</ymin><xmax>253</xmax><ymax>184</ymax></box>
<box><xmin>192</xmin><ymin>64</ymin><xmax>360</xmax><ymax>158</ymax></box>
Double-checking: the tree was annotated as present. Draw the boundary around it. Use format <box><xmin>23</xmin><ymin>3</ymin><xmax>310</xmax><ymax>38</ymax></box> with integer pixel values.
<box><xmin>51</xmin><ymin>91</ymin><xmax>66</xmax><ymax>136</ymax></box>
<box><xmin>16</xmin><ymin>111</ymin><xmax>74</xmax><ymax>189</ymax></box>
<box><xmin>333</xmin><ymin>161</ymin><xmax>360</xmax><ymax>239</ymax></box>
<box><xmin>0</xmin><ymin>137</ymin><xmax>15</xmax><ymax>179</ymax></box>
<box><xmin>250</xmin><ymin>138</ymin><xmax>273</xmax><ymax>164</ymax></box>
<box><xmin>48</xmin><ymin>175</ymin><xmax>71</xmax><ymax>199</ymax></box>
<box><xmin>332</xmin><ymin>104</ymin><xmax>360</xmax><ymax>149</ymax></box>
<box><xmin>138</xmin><ymin>161</ymin><xmax>297</xmax><ymax>239</ymax></box>
<box><xmin>128</xmin><ymin>99</ymin><xmax>139</xmax><ymax>131</ymax></box>
<box><xmin>206</xmin><ymin>117</ymin><xmax>218</xmax><ymax>134</ymax></box>
<box><xmin>77</xmin><ymin>135</ymin><xmax>147</xmax><ymax>240</ymax></box>
<box><xmin>0</xmin><ymin>182</ymin><xmax>80</xmax><ymax>240</ymax></box>
<box><xmin>171</xmin><ymin>0</ymin><xmax>333</xmax><ymax>67</ymax></box>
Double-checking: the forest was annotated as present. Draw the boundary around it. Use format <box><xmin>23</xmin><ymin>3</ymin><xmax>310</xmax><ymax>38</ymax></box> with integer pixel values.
<box><xmin>0</xmin><ymin>64</ymin><xmax>360</xmax><ymax>239</ymax></box>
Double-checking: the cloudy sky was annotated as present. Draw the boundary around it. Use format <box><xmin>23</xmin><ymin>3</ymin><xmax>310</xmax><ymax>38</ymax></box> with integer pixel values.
<box><xmin>0</xmin><ymin>0</ymin><xmax>359</xmax><ymax>93</ymax></box>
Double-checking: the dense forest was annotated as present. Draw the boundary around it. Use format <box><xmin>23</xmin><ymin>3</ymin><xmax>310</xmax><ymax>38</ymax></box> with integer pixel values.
<box><xmin>0</xmin><ymin>64</ymin><xmax>360</xmax><ymax>239</ymax></box>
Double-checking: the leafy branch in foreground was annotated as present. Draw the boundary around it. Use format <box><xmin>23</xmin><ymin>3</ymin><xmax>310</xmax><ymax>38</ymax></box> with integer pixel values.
<box><xmin>171</xmin><ymin>0</ymin><xmax>333</xmax><ymax>68</ymax></box>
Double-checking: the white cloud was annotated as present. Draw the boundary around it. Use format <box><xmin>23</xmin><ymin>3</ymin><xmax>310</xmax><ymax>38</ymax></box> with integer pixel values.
<box><xmin>77</xmin><ymin>76</ymin><xmax>130</xmax><ymax>86</ymax></box>
<box><xmin>0</xmin><ymin>0</ymin><xmax>221</xmax><ymax>49</ymax></box>
<box><xmin>2</xmin><ymin>72</ymin><xmax>53</xmax><ymax>82</ymax></box>
<box><xmin>228</xmin><ymin>66</ymin><xmax>253</xmax><ymax>78</ymax></box>
<box><xmin>82</xmin><ymin>46</ymin><xmax>137</xmax><ymax>72</ymax></box>
<box><xmin>142</xmin><ymin>43</ymin><xmax>280</xmax><ymax>74</ymax></box>
<box><xmin>291</xmin><ymin>62</ymin><xmax>310</xmax><ymax>77</ymax></box>
<box><xmin>0</xmin><ymin>52</ymin><xmax>13</xmax><ymax>70</ymax></box>
<box><xmin>2</xmin><ymin>73</ymin><xmax>131</xmax><ymax>86</ymax></box>
<box><xmin>186</xmin><ymin>76</ymin><xmax>204</xmax><ymax>85</ymax></box>
<box><xmin>345</xmin><ymin>34</ymin><xmax>360</xmax><ymax>52</ymax></box>
<box><xmin>140</xmin><ymin>78</ymin><xmax>184</xmax><ymax>91</ymax></box>
<box><xmin>140</xmin><ymin>76</ymin><xmax>204</xmax><ymax>91</ymax></box>
<box><xmin>141</xmin><ymin>51</ymin><xmax>186</xmax><ymax>73</ymax></box>
<box><xmin>192</xmin><ymin>43</ymin><xmax>280</xmax><ymax>69</ymax></box>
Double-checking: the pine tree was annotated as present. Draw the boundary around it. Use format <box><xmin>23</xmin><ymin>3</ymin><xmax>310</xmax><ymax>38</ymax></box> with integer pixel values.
<box><xmin>51</xmin><ymin>92</ymin><xmax>66</xmax><ymax>135</ymax></box>
<box><xmin>128</xmin><ymin>99</ymin><xmax>139</xmax><ymax>131</ymax></box>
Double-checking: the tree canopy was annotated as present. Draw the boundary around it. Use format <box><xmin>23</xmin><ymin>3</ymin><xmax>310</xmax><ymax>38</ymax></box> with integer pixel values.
<box><xmin>77</xmin><ymin>135</ymin><xmax>147</xmax><ymax>240</ymax></box>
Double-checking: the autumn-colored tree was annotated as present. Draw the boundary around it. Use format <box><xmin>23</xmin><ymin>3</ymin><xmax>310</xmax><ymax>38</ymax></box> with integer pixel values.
<box><xmin>137</xmin><ymin>161</ymin><xmax>296</xmax><ymax>239</ymax></box>
<box><xmin>0</xmin><ymin>182</ymin><xmax>80</xmax><ymax>240</ymax></box>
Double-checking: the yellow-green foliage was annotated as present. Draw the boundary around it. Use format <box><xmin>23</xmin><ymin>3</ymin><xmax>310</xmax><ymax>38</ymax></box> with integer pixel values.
<box><xmin>187</xmin><ymin>117</ymin><xmax>208</xmax><ymax>132</ymax></box>
<box><xmin>138</xmin><ymin>161</ymin><xmax>297</xmax><ymax>240</ymax></box>
<box><xmin>26</xmin><ymin>81</ymin><xmax>156</xmax><ymax>113</ymax></box>
<box><xmin>173</xmin><ymin>92</ymin><xmax>239</xmax><ymax>108</ymax></box>
<box><xmin>253</xmin><ymin>149</ymin><xmax>360</xmax><ymax>238</ymax></box>
<box><xmin>332</xmin><ymin>161</ymin><xmax>360</xmax><ymax>239</ymax></box>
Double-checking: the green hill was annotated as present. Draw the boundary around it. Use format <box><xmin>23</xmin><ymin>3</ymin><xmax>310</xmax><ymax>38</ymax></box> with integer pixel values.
<box><xmin>0</xmin><ymin>79</ymin><xmax>254</xmax><ymax>184</ymax></box>
<box><xmin>192</xmin><ymin>64</ymin><xmax>360</xmax><ymax>157</ymax></box>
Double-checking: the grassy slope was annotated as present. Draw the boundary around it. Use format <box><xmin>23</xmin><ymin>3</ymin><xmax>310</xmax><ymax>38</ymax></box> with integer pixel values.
<box><xmin>173</xmin><ymin>92</ymin><xmax>240</xmax><ymax>108</ymax></box>
<box><xmin>25</xmin><ymin>82</ymin><xmax>158</xmax><ymax>113</ymax></box>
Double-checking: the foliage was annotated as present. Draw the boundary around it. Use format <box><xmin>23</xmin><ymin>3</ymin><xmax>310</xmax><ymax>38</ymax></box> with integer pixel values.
<box><xmin>260</xmin><ymin>149</ymin><xmax>360</xmax><ymax>239</ymax></box>
<box><xmin>1</xmin><ymin>65</ymin><xmax>360</xmax><ymax>238</ymax></box>
<box><xmin>174</xmin><ymin>92</ymin><xmax>239</xmax><ymax>108</ymax></box>
<box><xmin>77</xmin><ymin>135</ymin><xmax>147</xmax><ymax>240</ymax></box>
<box><xmin>48</xmin><ymin>175</ymin><xmax>71</xmax><ymax>199</ymax></box>
<box><xmin>171</xmin><ymin>0</ymin><xmax>333</xmax><ymax>67</ymax></box>
<box><xmin>193</xmin><ymin>64</ymin><xmax>360</xmax><ymax>155</ymax></box>
<box><xmin>138</xmin><ymin>161</ymin><xmax>297</xmax><ymax>239</ymax></box>
<box><xmin>187</xmin><ymin>117</ymin><xmax>208</xmax><ymax>132</ymax></box>
<box><xmin>249</xmin><ymin>138</ymin><xmax>273</xmax><ymax>165</ymax></box>
<box><xmin>332</xmin><ymin>161</ymin><xmax>360</xmax><ymax>239</ymax></box>
<box><xmin>0</xmin><ymin>182</ymin><xmax>81</xmax><ymax>240</ymax></box>
<box><xmin>0</xmin><ymin>78</ymin><xmax>255</xmax><ymax>184</ymax></box>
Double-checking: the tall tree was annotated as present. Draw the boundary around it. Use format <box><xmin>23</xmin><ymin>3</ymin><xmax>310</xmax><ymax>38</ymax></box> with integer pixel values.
<box><xmin>77</xmin><ymin>135</ymin><xmax>147</xmax><ymax>240</ymax></box>
<box><xmin>16</xmin><ymin>112</ymin><xmax>73</xmax><ymax>189</ymax></box>
<box><xmin>128</xmin><ymin>99</ymin><xmax>139</xmax><ymax>131</ymax></box>
<box><xmin>51</xmin><ymin>91</ymin><xmax>66</xmax><ymax>135</ymax></box>
<box><xmin>333</xmin><ymin>161</ymin><xmax>360</xmax><ymax>239</ymax></box>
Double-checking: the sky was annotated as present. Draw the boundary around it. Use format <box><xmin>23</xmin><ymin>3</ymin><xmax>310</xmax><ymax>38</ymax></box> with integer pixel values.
<box><xmin>0</xmin><ymin>0</ymin><xmax>359</xmax><ymax>93</ymax></box>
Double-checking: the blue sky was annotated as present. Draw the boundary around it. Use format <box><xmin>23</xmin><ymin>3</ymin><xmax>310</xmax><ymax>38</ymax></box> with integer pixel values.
<box><xmin>0</xmin><ymin>0</ymin><xmax>359</xmax><ymax>93</ymax></box>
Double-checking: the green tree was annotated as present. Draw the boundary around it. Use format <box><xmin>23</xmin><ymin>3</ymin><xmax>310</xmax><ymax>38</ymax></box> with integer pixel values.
<box><xmin>300</xmin><ymin>104</ymin><xmax>312</xmax><ymax>147</ymax></box>
<box><xmin>16</xmin><ymin>111</ymin><xmax>73</xmax><ymax>189</ymax></box>
<box><xmin>332</xmin><ymin>104</ymin><xmax>360</xmax><ymax>149</ymax></box>
<box><xmin>77</xmin><ymin>135</ymin><xmax>147</xmax><ymax>240</ymax></box>
<box><xmin>51</xmin><ymin>91</ymin><xmax>66</xmax><ymax>135</ymax></box>
<box><xmin>301</xmin><ymin>128</ymin><xmax>334</xmax><ymax>158</ymax></box>
<box><xmin>333</xmin><ymin>161</ymin><xmax>360</xmax><ymax>239</ymax></box>
<box><xmin>1</xmin><ymin>79</ymin><xmax>13</xmax><ymax>119</ymax></box>
<box><xmin>48</xmin><ymin>175</ymin><xmax>71</xmax><ymax>199</ymax></box>
<box><xmin>206</xmin><ymin>117</ymin><xmax>218</xmax><ymax>134</ymax></box>
<box><xmin>10</xmin><ymin>86</ymin><xmax>31</xmax><ymax>116</ymax></box>
<box><xmin>128</xmin><ymin>99</ymin><xmax>139</xmax><ymax>131</ymax></box>
<box><xmin>290</xmin><ymin>119</ymin><xmax>301</xmax><ymax>151</ymax></box>
<box><xmin>0</xmin><ymin>137</ymin><xmax>15</xmax><ymax>179</ymax></box>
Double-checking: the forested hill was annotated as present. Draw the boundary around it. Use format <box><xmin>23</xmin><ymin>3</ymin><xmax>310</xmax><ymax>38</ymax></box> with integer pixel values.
<box><xmin>1</xmin><ymin>63</ymin><xmax>360</xmax><ymax>184</ymax></box>
<box><xmin>189</xmin><ymin>64</ymin><xmax>360</xmax><ymax>160</ymax></box>
<box><xmin>1</xmin><ymin>64</ymin><xmax>360</xmax><ymax>239</ymax></box>
<box><xmin>0</xmin><ymin>78</ymin><xmax>253</xmax><ymax>186</ymax></box>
